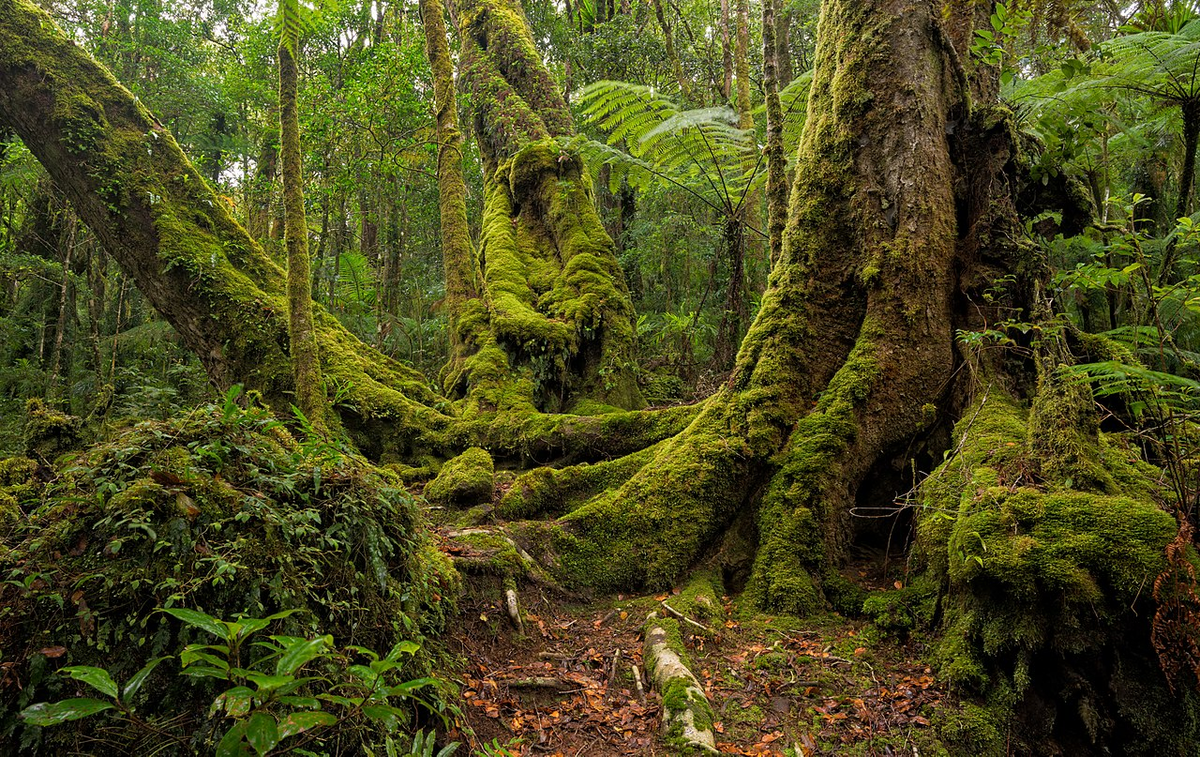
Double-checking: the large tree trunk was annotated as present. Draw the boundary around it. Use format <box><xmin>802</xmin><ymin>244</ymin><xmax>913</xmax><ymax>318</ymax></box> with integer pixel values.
<box><xmin>516</xmin><ymin>0</ymin><xmax>962</xmax><ymax>604</ymax></box>
<box><xmin>448</xmin><ymin>0</ymin><xmax>644</xmax><ymax>413</ymax></box>
<box><xmin>0</xmin><ymin>0</ymin><xmax>449</xmax><ymax>453</ymax></box>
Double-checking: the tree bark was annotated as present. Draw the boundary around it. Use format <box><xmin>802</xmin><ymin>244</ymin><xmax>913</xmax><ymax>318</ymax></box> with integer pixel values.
<box><xmin>762</xmin><ymin>0</ymin><xmax>787</xmax><ymax>267</ymax></box>
<box><xmin>651</xmin><ymin>0</ymin><xmax>692</xmax><ymax>102</ymax></box>
<box><xmin>517</xmin><ymin>0</ymin><xmax>962</xmax><ymax>610</ymax></box>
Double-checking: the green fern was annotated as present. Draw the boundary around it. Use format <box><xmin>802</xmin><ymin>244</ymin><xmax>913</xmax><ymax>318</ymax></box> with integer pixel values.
<box><xmin>575</xmin><ymin>78</ymin><xmax>812</xmax><ymax>215</ymax></box>
<box><xmin>575</xmin><ymin>81</ymin><xmax>760</xmax><ymax>214</ymax></box>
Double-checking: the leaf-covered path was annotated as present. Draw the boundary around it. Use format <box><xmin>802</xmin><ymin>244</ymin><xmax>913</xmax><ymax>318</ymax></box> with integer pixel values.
<box><xmin>438</xmin><ymin>526</ymin><xmax>951</xmax><ymax>756</ymax></box>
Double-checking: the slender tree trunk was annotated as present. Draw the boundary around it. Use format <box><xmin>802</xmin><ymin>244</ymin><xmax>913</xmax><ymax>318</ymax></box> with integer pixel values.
<box><xmin>278</xmin><ymin>30</ymin><xmax>328</xmax><ymax>434</ymax></box>
<box><xmin>775</xmin><ymin>8</ymin><xmax>793</xmax><ymax>84</ymax></box>
<box><xmin>48</xmin><ymin>218</ymin><xmax>76</xmax><ymax>400</ymax></box>
<box><xmin>720</xmin><ymin>0</ymin><xmax>733</xmax><ymax>101</ymax></box>
<box><xmin>651</xmin><ymin>0</ymin><xmax>692</xmax><ymax>102</ymax></box>
<box><xmin>1176</xmin><ymin>102</ymin><xmax>1200</xmax><ymax>223</ymax></box>
<box><xmin>733</xmin><ymin>0</ymin><xmax>765</xmax><ymax>302</ymax></box>
<box><xmin>762</xmin><ymin>0</ymin><xmax>787</xmax><ymax>267</ymax></box>
<box><xmin>421</xmin><ymin>0</ymin><xmax>477</xmax><ymax>371</ymax></box>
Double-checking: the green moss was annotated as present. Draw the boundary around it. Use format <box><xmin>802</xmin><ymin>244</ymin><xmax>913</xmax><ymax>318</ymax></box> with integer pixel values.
<box><xmin>423</xmin><ymin>447</ymin><xmax>495</xmax><ymax>507</ymax></box>
<box><xmin>23</xmin><ymin>398</ymin><xmax>80</xmax><ymax>460</ymax></box>
<box><xmin>933</xmin><ymin>702</ymin><xmax>1005</xmax><ymax>757</ymax></box>
<box><xmin>862</xmin><ymin>575</ymin><xmax>938</xmax><ymax>637</ymax></box>
<box><xmin>498</xmin><ymin>443</ymin><xmax>657</xmax><ymax>519</ymax></box>
<box><xmin>914</xmin><ymin>389</ymin><xmax>1193</xmax><ymax>754</ymax></box>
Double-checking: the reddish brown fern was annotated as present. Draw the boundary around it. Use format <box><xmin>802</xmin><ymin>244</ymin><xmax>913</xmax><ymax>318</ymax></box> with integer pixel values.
<box><xmin>1151</xmin><ymin>521</ymin><xmax>1200</xmax><ymax>693</ymax></box>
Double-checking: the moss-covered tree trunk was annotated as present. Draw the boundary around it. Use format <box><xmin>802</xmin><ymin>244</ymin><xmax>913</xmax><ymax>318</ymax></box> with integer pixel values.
<box><xmin>0</xmin><ymin>0</ymin><xmax>449</xmax><ymax>454</ymax></box>
<box><xmin>761</xmin><ymin>0</ymin><xmax>787</xmax><ymax>267</ymax></box>
<box><xmin>519</xmin><ymin>0</ymin><xmax>961</xmax><ymax>602</ymax></box>
<box><xmin>278</xmin><ymin>22</ymin><xmax>328</xmax><ymax>435</ymax></box>
<box><xmin>447</xmin><ymin>0</ymin><xmax>644</xmax><ymax>414</ymax></box>
<box><xmin>420</xmin><ymin>0</ymin><xmax>476</xmax><ymax>372</ymax></box>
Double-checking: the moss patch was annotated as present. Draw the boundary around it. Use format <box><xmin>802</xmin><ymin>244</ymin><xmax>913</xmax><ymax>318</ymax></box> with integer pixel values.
<box><xmin>424</xmin><ymin>447</ymin><xmax>495</xmax><ymax>507</ymax></box>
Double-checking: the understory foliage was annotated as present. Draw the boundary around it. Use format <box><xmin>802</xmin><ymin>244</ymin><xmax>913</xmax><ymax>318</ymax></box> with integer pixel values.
<box><xmin>0</xmin><ymin>389</ymin><xmax>458</xmax><ymax>753</ymax></box>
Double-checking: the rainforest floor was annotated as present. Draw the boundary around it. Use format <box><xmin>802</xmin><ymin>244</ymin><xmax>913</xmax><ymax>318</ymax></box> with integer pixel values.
<box><xmin>434</xmin><ymin>519</ymin><xmax>951</xmax><ymax>757</ymax></box>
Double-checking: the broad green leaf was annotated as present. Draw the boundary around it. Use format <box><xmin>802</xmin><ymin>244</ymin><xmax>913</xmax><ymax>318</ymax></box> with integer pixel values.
<box><xmin>386</xmin><ymin>640</ymin><xmax>419</xmax><ymax>660</ymax></box>
<box><xmin>240</xmin><ymin>670</ymin><xmax>294</xmax><ymax>691</ymax></box>
<box><xmin>317</xmin><ymin>693</ymin><xmax>360</xmax><ymax>708</ymax></box>
<box><xmin>245</xmin><ymin>712</ymin><xmax>280</xmax><ymax>756</ymax></box>
<box><xmin>61</xmin><ymin>666</ymin><xmax>118</xmax><ymax>699</ymax></box>
<box><xmin>180</xmin><ymin>648</ymin><xmax>230</xmax><ymax>671</ymax></box>
<box><xmin>274</xmin><ymin>635</ymin><xmax>331</xmax><ymax>675</ymax></box>
<box><xmin>162</xmin><ymin>607</ymin><xmax>229</xmax><ymax>640</ymax></box>
<box><xmin>123</xmin><ymin>656</ymin><xmax>170</xmax><ymax>700</ymax></box>
<box><xmin>20</xmin><ymin>699</ymin><xmax>114</xmax><ymax>726</ymax></box>
<box><xmin>216</xmin><ymin>720</ymin><xmax>249</xmax><ymax>757</ymax></box>
<box><xmin>277</xmin><ymin>710</ymin><xmax>336</xmax><ymax>739</ymax></box>
<box><xmin>361</xmin><ymin>703</ymin><xmax>402</xmax><ymax>729</ymax></box>
<box><xmin>180</xmin><ymin>665</ymin><xmax>231</xmax><ymax>680</ymax></box>
<box><xmin>387</xmin><ymin>677</ymin><xmax>438</xmax><ymax>696</ymax></box>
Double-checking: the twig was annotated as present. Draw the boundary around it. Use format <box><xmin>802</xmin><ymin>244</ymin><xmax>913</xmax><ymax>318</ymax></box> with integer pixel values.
<box><xmin>607</xmin><ymin>648</ymin><xmax>622</xmax><ymax>690</ymax></box>
<box><xmin>660</xmin><ymin>600</ymin><xmax>713</xmax><ymax>635</ymax></box>
<box><xmin>631</xmin><ymin>664</ymin><xmax>646</xmax><ymax>704</ymax></box>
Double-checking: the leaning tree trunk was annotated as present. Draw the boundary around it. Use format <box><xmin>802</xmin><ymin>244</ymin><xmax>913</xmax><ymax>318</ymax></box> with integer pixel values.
<box><xmin>447</xmin><ymin>0</ymin><xmax>644</xmax><ymax>414</ymax></box>
<box><xmin>0</xmin><ymin>0</ymin><xmax>450</xmax><ymax>456</ymax></box>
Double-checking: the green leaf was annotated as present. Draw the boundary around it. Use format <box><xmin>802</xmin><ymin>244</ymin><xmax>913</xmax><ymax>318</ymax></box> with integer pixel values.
<box><xmin>162</xmin><ymin>607</ymin><xmax>229</xmax><ymax>640</ymax></box>
<box><xmin>361</xmin><ymin>703</ymin><xmax>402</xmax><ymax>729</ymax></box>
<box><xmin>216</xmin><ymin>720</ymin><xmax>249</xmax><ymax>757</ymax></box>
<box><xmin>245</xmin><ymin>712</ymin><xmax>280</xmax><ymax>756</ymax></box>
<box><xmin>61</xmin><ymin>666</ymin><xmax>119</xmax><ymax>699</ymax></box>
<box><xmin>277</xmin><ymin>710</ymin><xmax>337</xmax><ymax>740</ymax></box>
<box><xmin>180</xmin><ymin>648</ymin><xmax>230</xmax><ymax>671</ymax></box>
<box><xmin>240</xmin><ymin>670</ymin><xmax>295</xmax><ymax>692</ymax></box>
<box><xmin>20</xmin><ymin>699</ymin><xmax>114</xmax><ymax>726</ymax></box>
<box><xmin>386</xmin><ymin>677</ymin><xmax>438</xmax><ymax>696</ymax></box>
<box><xmin>274</xmin><ymin>635</ymin><xmax>331</xmax><ymax>675</ymax></box>
<box><xmin>123</xmin><ymin>656</ymin><xmax>170</xmax><ymax>700</ymax></box>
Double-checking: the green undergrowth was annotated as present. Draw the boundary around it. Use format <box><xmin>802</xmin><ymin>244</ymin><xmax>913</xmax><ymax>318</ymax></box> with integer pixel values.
<box><xmin>913</xmin><ymin>389</ymin><xmax>1197</xmax><ymax>755</ymax></box>
<box><xmin>0</xmin><ymin>394</ymin><xmax>459</xmax><ymax>753</ymax></box>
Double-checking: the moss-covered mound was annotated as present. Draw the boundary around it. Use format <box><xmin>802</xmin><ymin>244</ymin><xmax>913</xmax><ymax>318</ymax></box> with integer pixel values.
<box><xmin>915</xmin><ymin>393</ymin><xmax>1199</xmax><ymax>755</ymax></box>
<box><xmin>423</xmin><ymin>446</ymin><xmax>494</xmax><ymax>507</ymax></box>
<box><xmin>0</xmin><ymin>399</ymin><xmax>459</xmax><ymax>753</ymax></box>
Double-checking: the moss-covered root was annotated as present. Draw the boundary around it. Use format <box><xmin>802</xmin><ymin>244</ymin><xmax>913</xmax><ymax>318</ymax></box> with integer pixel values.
<box><xmin>643</xmin><ymin>613</ymin><xmax>719</xmax><ymax>755</ymax></box>
<box><xmin>424</xmin><ymin>447</ymin><xmax>494</xmax><ymax>508</ymax></box>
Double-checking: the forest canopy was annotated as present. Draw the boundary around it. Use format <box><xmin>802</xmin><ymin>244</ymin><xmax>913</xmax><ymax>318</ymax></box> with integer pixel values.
<box><xmin>1</xmin><ymin>0</ymin><xmax>1200</xmax><ymax>754</ymax></box>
